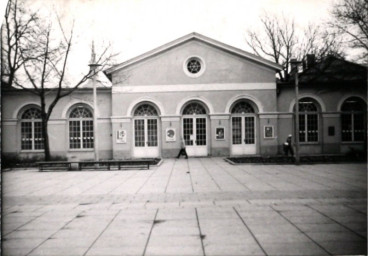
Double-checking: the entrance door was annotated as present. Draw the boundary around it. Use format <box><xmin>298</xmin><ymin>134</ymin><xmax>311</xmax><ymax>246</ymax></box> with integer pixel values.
<box><xmin>183</xmin><ymin>117</ymin><xmax>207</xmax><ymax>156</ymax></box>
<box><xmin>133</xmin><ymin>118</ymin><xmax>159</xmax><ymax>158</ymax></box>
<box><xmin>231</xmin><ymin>115</ymin><xmax>256</xmax><ymax>155</ymax></box>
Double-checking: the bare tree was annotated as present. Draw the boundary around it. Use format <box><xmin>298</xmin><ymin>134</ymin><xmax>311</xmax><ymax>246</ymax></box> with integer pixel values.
<box><xmin>15</xmin><ymin>14</ymin><xmax>115</xmax><ymax>160</ymax></box>
<box><xmin>330</xmin><ymin>0</ymin><xmax>368</xmax><ymax>61</ymax></box>
<box><xmin>295</xmin><ymin>25</ymin><xmax>344</xmax><ymax>62</ymax></box>
<box><xmin>1</xmin><ymin>0</ymin><xmax>38</xmax><ymax>87</ymax></box>
<box><xmin>246</xmin><ymin>13</ymin><xmax>343</xmax><ymax>81</ymax></box>
<box><xmin>246</xmin><ymin>14</ymin><xmax>296</xmax><ymax>81</ymax></box>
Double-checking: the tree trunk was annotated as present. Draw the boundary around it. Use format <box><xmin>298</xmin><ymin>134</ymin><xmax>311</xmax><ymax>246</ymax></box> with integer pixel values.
<box><xmin>40</xmin><ymin>98</ymin><xmax>51</xmax><ymax>161</ymax></box>
<box><xmin>42</xmin><ymin>117</ymin><xmax>51</xmax><ymax>161</ymax></box>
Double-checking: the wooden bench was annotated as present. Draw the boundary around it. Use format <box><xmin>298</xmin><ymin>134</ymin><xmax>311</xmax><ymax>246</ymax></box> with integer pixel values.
<box><xmin>38</xmin><ymin>160</ymin><xmax>151</xmax><ymax>171</ymax></box>
<box><xmin>78</xmin><ymin>160</ymin><xmax>150</xmax><ymax>170</ymax></box>
<box><xmin>38</xmin><ymin>161</ymin><xmax>74</xmax><ymax>171</ymax></box>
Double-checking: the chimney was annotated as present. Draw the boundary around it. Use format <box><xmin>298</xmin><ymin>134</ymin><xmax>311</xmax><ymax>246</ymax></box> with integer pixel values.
<box><xmin>290</xmin><ymin>58</ymin><xmax>297</xmax><ymax>71</ymax></box>
<box><xmin>306</xmin><ymin>54</ymin><xmax>315</xmax><ymax>69</ymax></box>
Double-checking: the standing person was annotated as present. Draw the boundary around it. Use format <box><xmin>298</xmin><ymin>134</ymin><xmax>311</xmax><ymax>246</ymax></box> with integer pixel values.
<box><xmin>283</xmin><ymin>134</ymin><xmax>294</xmax><ymax>156</ymax></box>
<box><xmin>177</xmin><ymin>137</ymin><xmax>188</xmax><ymax>159</ymax></box>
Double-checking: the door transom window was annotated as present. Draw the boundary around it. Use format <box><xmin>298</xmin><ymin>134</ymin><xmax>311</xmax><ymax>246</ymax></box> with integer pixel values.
<box><xmin>183</xmin><ymin>103</ymin><xmax>207</xmax><ymax>115</ymax></box>
<box><xmin>231</xmin><ymin>102</ymin><xmax>255</xmax><ymax>114</ymax></box>
<box><xmin>134</xmin><ymin>104</ymin><xmax>158</xmax><ymax>116</ymax></box>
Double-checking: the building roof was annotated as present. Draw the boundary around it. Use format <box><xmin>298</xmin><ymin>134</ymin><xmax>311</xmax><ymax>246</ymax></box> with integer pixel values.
<box><xmin>286</xmin><ymin>56</ymin><xmax>367</xmax><ymax>86</ymax></box>
<box><xmin>75</xmin><ymin>71</ymin><xmax>112</xmax><ymax>88</ymax></box>
<box><xmin>104</xmin><ymin>32</ymin><xmax>283</xmax><ymax>75</ymax></box>
<box><xmin>2</xmin><ymin>71</ymin><xmax>112</xmax><ymax>92</ymax></box>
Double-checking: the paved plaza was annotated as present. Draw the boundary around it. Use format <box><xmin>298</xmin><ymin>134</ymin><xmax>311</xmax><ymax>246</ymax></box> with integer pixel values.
<box><xmin>2</xmin><ymin>158</ymin><xmax>367</xmax><ymax>256</ymax></box>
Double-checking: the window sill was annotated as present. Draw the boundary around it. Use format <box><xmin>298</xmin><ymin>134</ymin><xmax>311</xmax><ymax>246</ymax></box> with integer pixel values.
<box><xmin>341</xmin><ymin>141</ymin><xmax>365</xmax><ymax>144</ymax></box>
<box><xmin>20</xmin><ymin>150</ymin><xmax>44</xmax><ymax>153</ymax></box>
<box><xmin>68</xmin><ymin>149</ymin><xmax>94</xmax><ymax>152</ymax></box>
<box><xmin>299</xmin><ymin>142</ymin><xmax>320</xmax><ymax>145</ymax></box>
<box><xmin>264</xmin><ymin>137</ymin><xmax>277</xmax><ymax>140</ymax></box>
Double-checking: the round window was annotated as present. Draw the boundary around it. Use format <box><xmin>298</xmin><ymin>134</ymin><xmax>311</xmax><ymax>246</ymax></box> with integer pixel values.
<box><xmin>187</xmin><ymin>59</ymin><xmax>201</xmax><ymax>74</ymax></box>
<box><xmin>183</xmin><ymin>56</ymin><xmax>205</xmax><ymax>78</ymax></box>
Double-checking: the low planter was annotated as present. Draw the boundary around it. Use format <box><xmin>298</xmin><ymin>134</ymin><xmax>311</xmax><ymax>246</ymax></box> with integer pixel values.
<box><xmin>226</xmin><ymin>155</ymin><xmax>366</xmax><ymax>165</ymax></box>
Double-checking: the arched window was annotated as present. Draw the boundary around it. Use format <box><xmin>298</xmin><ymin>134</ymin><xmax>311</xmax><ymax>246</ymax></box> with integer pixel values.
<box><xmin>341</xmin><ymin>97</ymin><xmax>366</xmax><ymax>142</ymax></box>
<box><xmin>296</xmin><ymin>98</ymin><xmax>319</xmax><ymax>142</ymax></box>
<box><xmin>183</xmin><ymin>102</ymin><xmax>207</xmax><ymax>115</ymax></box>
<box><xmin>231</xmin><ymin>101</ymin><xmax>255</xmax><ymax>114</ymax></box>
<box><xmin>20</xmin><ymin>107</ymin><xmax>44</xmax><ymax>150</ymax></box>
<box><xmin>134</xmin><ymin>104</ymin><xmax>158</xmax><ymax>116</ymax></box>
<box><xmin>69</xmin><ymin>105</ymin><xmax>94</xmax><ymax>149</ymax></box>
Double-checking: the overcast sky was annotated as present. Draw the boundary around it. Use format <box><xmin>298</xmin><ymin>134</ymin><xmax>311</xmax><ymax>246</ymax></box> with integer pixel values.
<box><xmin>13</xmin><ymin>0</ymin><xmax>337</xmax><ymax>80</ymax></box>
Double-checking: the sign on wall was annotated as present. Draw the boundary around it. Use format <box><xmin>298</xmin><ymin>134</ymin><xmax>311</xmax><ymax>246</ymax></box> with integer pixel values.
<box><xmin>166</xmin><ymin>128</ymin><xmax>176</xmax><ymax>142</ymax></box>
<box><xmin>264</xmin><ymin>125</ymin><xmax>274</xmax><ymax>138</ymax></box>
<box><xmin>216</xmin><ymin>127</ymin><xmax>225</xmax><ymax>140</ymax></box>
<box><xmin>116</xmin><ymin>130</ymin><xmax>127</xmax><ymax>143</ymax></box>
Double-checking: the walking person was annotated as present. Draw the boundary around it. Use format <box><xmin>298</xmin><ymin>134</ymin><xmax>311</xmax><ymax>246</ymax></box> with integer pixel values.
<box><xmin>283</xmin><ymin>134</ymin><xmax>294</xmax><ymax>156</ymax></box>
<box><xmin>177</xmin><ymin>137</ymin><xmax>188</xmax><ymax>159</ymax></box>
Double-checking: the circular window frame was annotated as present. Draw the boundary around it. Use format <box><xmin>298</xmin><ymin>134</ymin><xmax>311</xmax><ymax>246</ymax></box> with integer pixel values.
<box><xmin>183</xmin><ymin>56</ymin><xmax>206</xmax><ymax>78</ymax></box>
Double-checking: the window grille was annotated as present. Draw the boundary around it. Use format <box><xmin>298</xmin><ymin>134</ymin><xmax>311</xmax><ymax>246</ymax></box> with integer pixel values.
<box><xmin>232</xmin><ymin>117</ymin><xmax>242</xmax><ymax>145</ymax></box>
<box><xmin>296</xmin><ymin>98</ymin><xmax>319</xmax><ymax>142</ymax></box>
<box><xmin>134</xmin><ymin>104</ymin><xmax>158</xmax><ymax>116</ymax></box>
<box><xmin>341</xmin><ymin>97</ymin><xmax>366</xmax><ymax>142</ymax></box>
<box><xmin>196</xmin><ymin>118</ymin><xmax>206</xmax><ymax>145</ymax></box>
<box><xmin>244</xmin><ymin>117</ymin><xmax>255</xmax><ymax>144</ymax></box>
<box><xmin>134</xmin><ymin>119</ymin><xmax>145</xmax><ymax>147</ymax></box>
<box><xmin>22</xmin><ymin>108</ymin><xmax>42</xmax><ymax>119</ymax></box>
<box><xmin>187</xmin><ymin>59</ymin><xmax>201</xmax><ymax>74</ymax></box>
<box><xmin>147</xmin><ymin>119</ymin><xmax>158</xmax><ymax>147</ymax></box>
<box><xmin>20</xmin><ymin>108</ymin><xmax>44</xmax><ymax>150</ymax></box>
<box><xmin>183</xmin><ymin>118</ymin><xmax>194</xmax><ymax>145</ymax></box>
<box><xmin>69</xmin><ymin>106</ymin><xmax>94</xmax><ymax>149</ymax></box>
<box><xmin>183</xmin><ymin>103</ymin><xmax>206</xmax><ymax>115</ymax></box>
<box><xmin>231</xmin><ymin>102</ymin><xmax>255</xmax><ymax>113</ymax></box>
<box><xmin>34</xmin><ymin>122</ymin><xmax>44</xmax><ymax>149</ymax></box>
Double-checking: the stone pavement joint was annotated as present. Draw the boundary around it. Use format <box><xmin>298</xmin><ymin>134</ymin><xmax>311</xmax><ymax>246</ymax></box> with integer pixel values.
<box><xmin>306</xmin><ymin>204</ymin><xmax>366</xmax><ymax>240</ymax></box>
<box><xmin>83</xmin><ymin>209</ymin><xmax>122</xmax><ymax>256</ymax></box>
<box><xmin>142</xmin><ymin>209</ymin><xmax>159</xmax><ymax>256</ymax></box>
<box><xmin>233</xmin><ymin>207</ymin><xmax>268</xmax><ymax>256</ymax></box>
<box><xmin>271</xmin><ymin>206</ymin><xmax>332</xmax><ymax>255</ymax></box>
<box><xmin>2</xmin><ymin>159</ymin><xmax>367</xmax><ymax>256</ymax></box>
<box><xmin>195</xmin><ymin>208</ymin><xmax>206</xmax><ymax>256</ymax></box>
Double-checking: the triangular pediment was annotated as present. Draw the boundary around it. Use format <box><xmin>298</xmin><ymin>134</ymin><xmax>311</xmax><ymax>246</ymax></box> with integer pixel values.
<box><xmin>105</xmin><ymin>33</ymin><xmax>282</xmax><ymax>85</ymax></box>
<box><xmin>105</xmin><ymin>32</ymin><xmax>282</xmax><ymax>74</ymax></box>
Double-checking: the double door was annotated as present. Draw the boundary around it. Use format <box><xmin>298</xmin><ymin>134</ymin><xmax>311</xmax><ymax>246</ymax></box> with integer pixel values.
<box><xmin>133</xmin><ymin>118</ymin><xmax>159</xmax><ymax>158</ymax></box>
<box><xmin>231</xmin><ymin>115</ymin><xmax>256</xmax><ymax>155</ymax></box>
<box><xmin>183</xmin><ymin>117</ymin><xmax>207</xmax><ymax>156</ymax></box>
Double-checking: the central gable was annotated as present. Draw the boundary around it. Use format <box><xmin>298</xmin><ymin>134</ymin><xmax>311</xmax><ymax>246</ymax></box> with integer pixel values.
<box><xmin>106</xmin><ymin>33</ymin><xmax>282</xmax><ymax>86</ymax></box>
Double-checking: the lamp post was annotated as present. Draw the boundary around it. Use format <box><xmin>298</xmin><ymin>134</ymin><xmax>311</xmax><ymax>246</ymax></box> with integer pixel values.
<box><xmin>89</xmin><ymin>42</ymin><xmax>101</xmax><ymax>162</ymax></box>
<box><xmin>290</xmin><ymin>59</ymin><xmax>301</xmax><ymax>165</ymax></box>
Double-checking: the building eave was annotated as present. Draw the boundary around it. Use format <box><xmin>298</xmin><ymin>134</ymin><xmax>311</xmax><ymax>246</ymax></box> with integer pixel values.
<box><xmin>2</xmin><ymin>87</ymin><xmax>112</xmax><ymax>94</ymax></box>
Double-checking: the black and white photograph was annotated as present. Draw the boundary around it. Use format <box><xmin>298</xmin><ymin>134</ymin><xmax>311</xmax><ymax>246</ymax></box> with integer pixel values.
<box><xmin>166</xmin><ymin>127</ymin><xmax>176</xmax><ymax>142</ymax></box>
<box><xmin>1</xmin><ymin>0</ymin><xmax>367</xmax><ymax>255</ymax></box>
<box><xmin>264</xmin><ymin>125</ymin><xmax>274</xmax><ymax>139</ymax></box>
<box><xmin>215</xmin><ymin>127</ymin><xmax>225</xmax><ymax>140</ymax></box>
<box><xmin>116</xmin><ymin>129</ymin><xmax>127</xmax><ymax>144</ymax></box>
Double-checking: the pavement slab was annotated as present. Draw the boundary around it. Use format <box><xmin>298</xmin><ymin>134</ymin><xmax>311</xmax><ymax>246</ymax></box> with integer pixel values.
<box><xmin>2</xmin><ymin>159</ymin><xmax>367</xmax><ymax>256</ymax></box>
